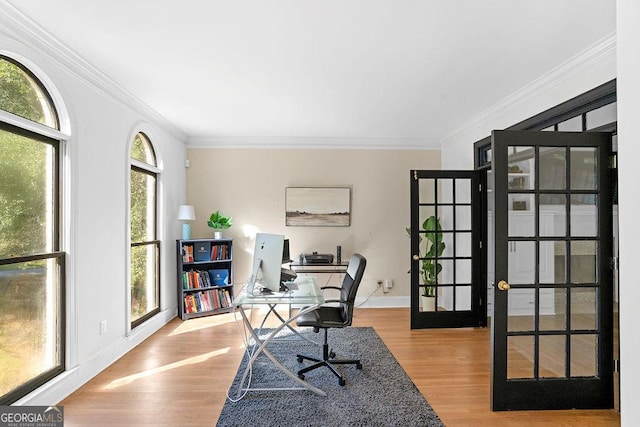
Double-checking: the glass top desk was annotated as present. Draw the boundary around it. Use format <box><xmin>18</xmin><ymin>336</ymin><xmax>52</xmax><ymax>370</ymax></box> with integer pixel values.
<box><xmin>233</xmin><ymin>277</ymin><xmax>326</xmax><ymax>397</ymax></box>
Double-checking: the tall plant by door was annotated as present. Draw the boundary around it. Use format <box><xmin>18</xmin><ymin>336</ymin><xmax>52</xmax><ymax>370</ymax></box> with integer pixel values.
<box><xmin>407</xmin><ymin>215</ymin><xmax>446</xmax><ymax>299</ymax></box>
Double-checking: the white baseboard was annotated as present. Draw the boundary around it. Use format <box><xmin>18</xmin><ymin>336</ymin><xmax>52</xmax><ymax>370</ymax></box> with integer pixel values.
<box><xmin>356</xmin><ymin>295</ymin><xmax>409</xmax><ymax>308</ymax></box>
<box><xmin>15</xmin><ymin>308</ymin><xmax>176</xmax><ymax>406</ymax></box>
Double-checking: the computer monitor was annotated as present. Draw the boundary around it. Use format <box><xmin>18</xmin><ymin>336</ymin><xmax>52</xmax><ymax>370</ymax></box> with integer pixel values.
<box><xmin>248</xmin><ymin>233</ymin><xmax>285</xmax><ymax>294</ymax></box>
<box><xmin>282</xmin><ymin>239</ymin><xmax>291</xmax><ymax>263</ymax></box>
<box><xmin>279</xmin><ymin>238</ymin><xmax>297</xmax><ymax>285</ymax></box>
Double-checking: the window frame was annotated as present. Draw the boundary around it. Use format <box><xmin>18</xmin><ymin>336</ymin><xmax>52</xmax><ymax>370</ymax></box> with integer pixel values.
<box><xmin>0</xmin><ymin>56</ymin><xmax>65</xmax><ymax>405</ymax></box>
<box><xmin>129</xmin><ymin>133</ymin><xmax>161</xmax><ymax>329</ymax></box>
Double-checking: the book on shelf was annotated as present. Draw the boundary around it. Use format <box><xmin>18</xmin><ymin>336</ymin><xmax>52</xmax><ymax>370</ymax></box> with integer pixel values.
<box><xmin>182</xmin><ymin>244</ymin><xmax>194</xmax><ymax>262</ymax></box>
<box><xmin>208</xmin><ymin>269</ymin><xmax>229</xmax><ymax>286</ymax></box>
<box><xmin>194</xmin><ymin>242</ymin><xmax>211</xmax><ymax>262</ymax></box>
<box><xmin>183</xmin><ymin>269</ymin><xmax>215</xmax><ymax>289</ymax></box>
<box><xmin>211</xmin><ymin>244</ymin><xmax>229</xmax><ymax>261</ymax></box>
<box><xmin>183</xmin><ymin>288</ymin><xmax>233</xmax><ymax>314</ymax></box>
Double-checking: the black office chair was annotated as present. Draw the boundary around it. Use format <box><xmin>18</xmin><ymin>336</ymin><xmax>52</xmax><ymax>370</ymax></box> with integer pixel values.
<box><xmin>296</xmin><ymin>253</ymin><xmax>367</xmax><ymax>386</ymax></box>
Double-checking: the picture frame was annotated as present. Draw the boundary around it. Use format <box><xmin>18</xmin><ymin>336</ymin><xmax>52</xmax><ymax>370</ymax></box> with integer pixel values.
<box><xmin>285</xmin><ymin>187</ymin><xmax>351</xmax><ymax>226</ymax></box>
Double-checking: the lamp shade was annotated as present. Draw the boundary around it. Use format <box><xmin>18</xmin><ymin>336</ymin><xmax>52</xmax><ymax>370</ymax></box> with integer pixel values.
<box><xmin>177</xmin><ymin>205</ymin><xmax>196</xmax><ymax>221</ymax></box>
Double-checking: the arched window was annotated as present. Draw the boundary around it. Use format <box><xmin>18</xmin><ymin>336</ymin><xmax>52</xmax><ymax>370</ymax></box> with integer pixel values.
<box><xmin>0</xmin><ymin>55</ymin><xmax>64</xmax><ymax>404</ymax></box>
<box><xmin>130</xmin><ymin>132</ymin><xmax>160</xmax><ymax>328</ymax></box>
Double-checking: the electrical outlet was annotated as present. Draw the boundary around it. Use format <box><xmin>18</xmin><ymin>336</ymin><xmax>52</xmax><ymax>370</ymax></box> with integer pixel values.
<box><xmin>100</xmin><ymin>320</ymin><xmax>107</xmax><ymax>335</ymax></box>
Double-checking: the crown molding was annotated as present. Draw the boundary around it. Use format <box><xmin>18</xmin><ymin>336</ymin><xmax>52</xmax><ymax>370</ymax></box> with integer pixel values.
<box><xmin>0</xmin><ymin>1</ymin><xmax>187</xmax><ymax>141</ymax></box>
<box><xmin>186</xmin><ymin>136</ymin><xmax>440</xmax><ymax>150</ymax></box>
<box><xmin>442</xmin><ymin>32</ymin><xmax>617</xmax><ymax>144</ymax></box>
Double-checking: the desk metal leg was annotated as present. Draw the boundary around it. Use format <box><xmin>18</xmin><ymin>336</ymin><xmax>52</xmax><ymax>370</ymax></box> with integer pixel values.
<box><xmin>255</xmin><ymin>304</ymin><xmax>319</xmax><ymax>345</ymax></box>
<box><xmin>237</xmin><ymin>305</ymin><xmax>326</xmax><ymax>397</ymax></box>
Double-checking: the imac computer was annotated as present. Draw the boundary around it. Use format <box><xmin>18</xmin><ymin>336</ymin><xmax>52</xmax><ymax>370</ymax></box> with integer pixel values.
<box><xmin>248</xmin><ymin>233</ymin><xmax>285</xmax><ymax>294</ymax></box>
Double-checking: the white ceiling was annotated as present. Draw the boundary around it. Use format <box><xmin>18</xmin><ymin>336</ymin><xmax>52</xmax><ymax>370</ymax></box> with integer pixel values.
<box><xmin>6</xmin><ymin>1</ymin><xmax>615</xmax><ymax>147</ymax></box>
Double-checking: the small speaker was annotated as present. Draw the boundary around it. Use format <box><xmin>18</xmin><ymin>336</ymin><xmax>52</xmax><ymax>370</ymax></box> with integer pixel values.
<box><xmin>336</xmin><ymin>246</ymin><xmax>341</xmax><ymax>264</ymax></box>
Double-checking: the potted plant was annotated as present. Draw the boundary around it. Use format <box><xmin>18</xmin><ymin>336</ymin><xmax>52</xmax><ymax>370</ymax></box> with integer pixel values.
<box><xmin>407</xmin><ymin>215</ymin><xmax>446</xmax><ymax>311</ymax></box>
<box><xmin>207</xmin><ymin>210</ymin><xmax>232</xmax><ymax>239</ymax></box>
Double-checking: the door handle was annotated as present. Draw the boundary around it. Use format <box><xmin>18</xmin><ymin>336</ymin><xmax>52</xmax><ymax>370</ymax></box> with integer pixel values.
<box><xmin>497</xmin><ymin>280</ymin><xmax>511</xmax><ymax>291</ymax></box>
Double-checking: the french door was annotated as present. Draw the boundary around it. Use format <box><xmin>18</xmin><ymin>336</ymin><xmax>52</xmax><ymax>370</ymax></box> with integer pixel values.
<box><xmin>409</xmin><ymin>170</ymin><xmax>483</xmax><ymax>329</ymax></box>
<box><xmin>490</xmin><ymin>130</ymin><xmax>614</xmax><ymax>410</ymax></box>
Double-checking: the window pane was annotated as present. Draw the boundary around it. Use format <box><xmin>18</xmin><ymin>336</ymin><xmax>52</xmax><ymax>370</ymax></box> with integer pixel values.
<box><xmin>509</xmin><ymin>241</ymin><xmax>535</xmax><ymax>284</ymax></box>
<box><xmin>557</xmin><ymin>115</ymin><xmax>582</xmax><ymax>131</ymax></box>
<box><xmin>130</xmin><ymin>169</ymin><xmax>156</xmax><ymax>243</ymax></box>
<box><xmin>437</xmin><ymin>179</ymin><xmax>453</xmax><ymax>203</ymax></box>
<box><xmin>0</xmin><ymin>56</ymin><xmax>58</xmax><ymax>128</ymax></box>
<box><xmin>507</xmin><ymin>335</ymin><xmax>534</xmax><ymax>379</ymax></box>
<box><xmin>540</xmin><ymin>335</ymin><xmax>566</xmax><ymax>378</ymax></box>
<box><xmin>539</xmin><ymin>147</ymin><xmax>566</xmax><ymax>190</ymax></box>
<box><xmin>540</xmin><ymin>288</ymin><xmax>566</xmax><ymax>331</ymax></box>
<box><xmin>455</xmin><ymin>205</ymin><xmax>471</xmax><ymax>230</ymax></box>
<box><xmin>0</xmin><ymin>128</ymin><xmax>55</xmax><ymax>258</ymax></box>
<box><xmin>0</xmin><ymin>258</ymin><xmax>61</xmax><ymax>397</ymax></box>
<box><xmin>586</xmin><ymin>102</ymin><xmax>616</xmax><ymax>130</ymax></box>
<box><xmin>571</xmin><ymin>334</ymin><xmax>597</xmax><ymax>377</ymax></box>
<box><xmin>131</xmin><ymin>133</ymin><xmax>156</xmax><ymax>166</ymax></box>
<box><xmin>455</xmin><ymin>179</ymin><xmax>471</xmax><ymax>203</ymax></box>
<box><xmin>571</xmin><ymin>241</ymin><xmax>597</xmax><ymax>284</ymax></box>
<box><xmin>570</xmin><ymin>196</ymin><xmax>597</xmax><ymax>237</ymax></box>
<box><xmin>131</xmin><ymin>243</ymin><xmax>159</xmax><ymax>322</ymax></box>
<box><xmin>570</xmin><ymin>147</ymin><xmax>597</xmax><ymax>190</ymax></box>
<box><xmin>571</xmin><ymin>287</ymin><xmax>597</xmax><ymax>330</ymax></box>
<box><xmin>455</xmin><ymin>286</ymin><xmax>471</xmax><ymax>310</ymax></box>
<box><xmin>508</xmin><ymin>146</ymin><xmax>534</xmax><ymax>191</ymax></box>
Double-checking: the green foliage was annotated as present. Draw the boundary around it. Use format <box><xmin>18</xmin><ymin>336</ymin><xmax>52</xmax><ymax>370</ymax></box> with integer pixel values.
<box><xmin>0</xmin><ymin>57</ymin><xmax>47</xmax><ymax>125</ymax></box>
<box><xmin>407</xmin><ymin>216</ymin><xmax>446</xmax><ymax>297</ymax></box>
<box><xmin>207</xmin><ymin>210</ymin><xmax>232</xmax><ymax>229</ymax></box>
<box><xmin>130</xmin><ymin>133</ymin><xmax>156</xmax><ymax>166</ymax></box>
<box><xmin>129</xmin><ymin>165</ymin><xmax>158</xmax><ymax>320</ymax></box>
<box><xmin>0</xmin><ymin>57</ymin><xmax>56</xmax><ymax>260</ymax></box>
<box><xmin>0</xmin><ymin>130</ymin><xmax>49</xmax><ymax>259</ymax></box>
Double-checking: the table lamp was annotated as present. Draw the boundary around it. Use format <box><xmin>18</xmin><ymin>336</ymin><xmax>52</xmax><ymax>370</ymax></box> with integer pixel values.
<box><xmin>177</xmin><ymin>205</ymin><xmax>196</xmax><ymax>239</ymax></box>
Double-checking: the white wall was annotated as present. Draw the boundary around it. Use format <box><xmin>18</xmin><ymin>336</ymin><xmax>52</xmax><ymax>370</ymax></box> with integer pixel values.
<box><xmin>186</xmin><ymin>147</ymin><xmax>440</xmax><ymax>305</ymax></box>
<box><xmin>616</xmin><ymin>1</ymin><xmax>640</xmax><ymax>425</ymax></box>
<box><xmin>0</xmin><ymin>14</ymin><xmax>187</xmax><ymax>405</ymax></box>
<box><xmin>440</xmin><ymin>33</ymin><xmax>616</xmax><ymax>170</ymax></box>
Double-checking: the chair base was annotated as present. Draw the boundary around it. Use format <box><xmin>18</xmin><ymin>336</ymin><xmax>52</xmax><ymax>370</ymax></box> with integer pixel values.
<box><xmin>296</xmin><ymin>329</ymin><xmax>362</xmax><ymax>386</ymax></box>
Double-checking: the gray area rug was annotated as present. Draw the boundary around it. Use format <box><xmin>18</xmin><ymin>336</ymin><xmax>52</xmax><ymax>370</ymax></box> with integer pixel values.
<box><xmin>217</xmin><ymin>327</ymin><xmax>444</xmax><ymax>426</ymax></box>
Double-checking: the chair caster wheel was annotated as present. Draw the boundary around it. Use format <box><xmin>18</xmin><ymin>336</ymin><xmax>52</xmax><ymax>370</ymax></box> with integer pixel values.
<box><xmin>339</xmin><ymin>378</ymin><xmax>346</xmax><ymax>386</ymax></box>
<box><xmin>356</xmin><ymin>363</ymin><xmax>363</xmax><ymax>369</ymax></box>
<box><xmin>329</xmin><ymin>351</ymin><xmax>336</xmax><ymax>359</ymax></box>
<box><xmin>298</xmin><ymin>374</ymin><xmax>305</xmax><ymax>380</ymax></box>
<box><xmin>297</xmin><ymin>356</ymin><xmax>303</xmax><ymax>363</ymax></box>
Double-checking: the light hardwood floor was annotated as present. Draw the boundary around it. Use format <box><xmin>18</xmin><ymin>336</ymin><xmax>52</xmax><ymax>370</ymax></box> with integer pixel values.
<box><xmin>59</xmin><ymin>308</ymin><xmax>620</xmax><ymax>426</ymax></box>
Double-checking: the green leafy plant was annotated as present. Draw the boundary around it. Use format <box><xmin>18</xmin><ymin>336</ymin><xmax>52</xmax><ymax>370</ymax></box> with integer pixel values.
<box><xmin>406</xmin><ymin>215</ymin><xmax>446</xmax><ymax>297</ymax></box>
<box><xmin>207</xmin><ymin>210</ymin><xmax>232</xmax><ymax>229</ymax></box>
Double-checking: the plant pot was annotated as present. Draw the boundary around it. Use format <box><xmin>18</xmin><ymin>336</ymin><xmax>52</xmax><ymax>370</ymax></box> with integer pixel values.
<box><xmin>214</xmin><ymin>231</ymin><xmax>222</xmax><ymax>239</ymax></box>
<box><xmin>420</xmin><ymin>295</ymin><xmax>436</xmax><ymax>312</ymax></box>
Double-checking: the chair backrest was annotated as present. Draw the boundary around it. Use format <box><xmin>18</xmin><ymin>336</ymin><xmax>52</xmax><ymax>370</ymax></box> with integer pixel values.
<box><xmin>339</xmin><ymin>253</ymin><xmax>367</xmax><ymax>325</ymax></box>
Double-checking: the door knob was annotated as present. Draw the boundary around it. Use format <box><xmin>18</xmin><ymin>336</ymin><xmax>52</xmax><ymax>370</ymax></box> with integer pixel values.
<box><xmin>413</xmin><ymin>255</ymin><xmax>419</xmax><ymax>261</ymax></box>
<box><xmin>497</xmin><ymin>280</ymin><xmax>510</xmax><ymax>291</ymax></box>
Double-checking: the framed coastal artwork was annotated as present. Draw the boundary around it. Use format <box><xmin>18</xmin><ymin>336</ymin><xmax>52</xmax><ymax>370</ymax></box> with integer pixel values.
<box><xmin>285</xmin><ymin>187</ymin><xmax>351</xmax><ymax>226</ymax></box>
